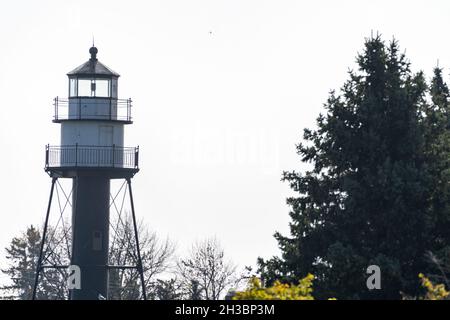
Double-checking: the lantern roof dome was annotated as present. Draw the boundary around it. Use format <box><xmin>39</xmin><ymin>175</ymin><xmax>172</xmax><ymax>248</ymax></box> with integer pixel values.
<box><xmin>67</xmin><ymin>46</ymin><xmax>120</xmax><ymax>78</ymax></box>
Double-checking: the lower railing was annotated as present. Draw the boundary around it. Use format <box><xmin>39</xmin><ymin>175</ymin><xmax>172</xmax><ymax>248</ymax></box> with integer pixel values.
<box><xmin>45</xmin><ymin>145</ymin><xmax>139</xmax><ymax>169</ymax></box>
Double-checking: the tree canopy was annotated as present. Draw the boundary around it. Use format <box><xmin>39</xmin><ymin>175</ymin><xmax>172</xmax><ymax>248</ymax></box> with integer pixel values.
<box><xmin>259</xmin><ymin>35</ymin><xmax>450</xmax><ymax>299</ymax></box>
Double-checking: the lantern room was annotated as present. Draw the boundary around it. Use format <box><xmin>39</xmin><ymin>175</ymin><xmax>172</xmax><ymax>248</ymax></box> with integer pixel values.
<box><xmin>53</xmin><ymin>46</ymin><xmax>132</xmax><ymax>124</ymax></box>
<box><xmin>67</xmin><ymin>47</ymin><xmax>119</xmax><ymax>98</ymax></box>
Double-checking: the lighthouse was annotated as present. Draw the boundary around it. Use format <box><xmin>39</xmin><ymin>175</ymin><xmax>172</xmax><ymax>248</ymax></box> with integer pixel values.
<box><xmin>33</xmin><ymin>46</ymin><xmax>146</xmax><ymax>300</ymax></box>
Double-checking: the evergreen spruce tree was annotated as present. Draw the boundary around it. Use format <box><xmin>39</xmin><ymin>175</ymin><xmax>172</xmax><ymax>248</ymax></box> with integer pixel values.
<box><xmin>259</xmin><ymin>35</ymin><xmax>439</xmax><ymax>299</ymax></box>
<box><xmin>1</xmin><ymin>226</ymin><xmax>41</xmax><ymax>299</ymax></box>
<box><xmin>423</xmin><ymin>68</ymin><xmax>450</xmax><ymax>265</ymax></box>
<box><xmin>1</xmin><ymin>226</ymin><xmax>67</xmax><ymax>300</ymax></box>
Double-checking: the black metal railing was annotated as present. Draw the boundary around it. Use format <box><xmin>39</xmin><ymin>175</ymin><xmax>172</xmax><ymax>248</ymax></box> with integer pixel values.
<box><xmin>45</xmin><ymin>145</ymin><xmax>139</xmax><ymax>169</ymax></box>
<box><xmin>53</xmin><ymin>97</ymin><xmax>132</xmax><ymax>122</ymax></box>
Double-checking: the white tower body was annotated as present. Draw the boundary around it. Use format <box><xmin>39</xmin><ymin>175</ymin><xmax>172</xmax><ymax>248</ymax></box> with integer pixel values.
<box><xmin>61</xmin><ymin>122</ymin><xmax>124</xmax><ymax>146</ymax></box>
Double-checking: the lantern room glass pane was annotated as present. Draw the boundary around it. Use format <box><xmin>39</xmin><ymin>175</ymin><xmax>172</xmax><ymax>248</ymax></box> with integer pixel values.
<box><xmin>95</xmin><ymin>79</ymin><xmax>110</xmax><ymax>97</ymax></box>
<box><xmin>111</xmin><ymin>79</ymin><xmax>118</xmax><ymax>98</ymax></box>
<box><xmin>69</xmin><ymin>78</ymin><xmax>77</xmax><ymax>97</ymax></box>
<box><xmin>78</xmin><ymin>79</ymin><xmax>92</xmax><ymax>96</ymax></box>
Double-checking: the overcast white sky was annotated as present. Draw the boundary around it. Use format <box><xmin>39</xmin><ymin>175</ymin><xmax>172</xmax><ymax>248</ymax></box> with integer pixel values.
<box><xmin>1</xmin><ymin>0</ymin><xmax>450</xmax><ymax>281</ymax></box>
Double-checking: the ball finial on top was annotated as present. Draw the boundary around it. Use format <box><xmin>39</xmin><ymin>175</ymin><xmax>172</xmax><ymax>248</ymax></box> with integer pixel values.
<box><xmin>89</xmin><ymin>46</ymin><xmax>98</xmax><ymax>61</ymax></box>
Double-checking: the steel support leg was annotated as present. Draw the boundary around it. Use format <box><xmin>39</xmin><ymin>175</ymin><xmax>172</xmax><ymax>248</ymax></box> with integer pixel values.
<box><xmin>126</xmin><ymin>178</ymin><xmax>147</xmax><ymax>300</ymax></box>
<box><xmin>32</xmin><ymin>177</ymin><xmax>57</xmax><ymax>300</ymax></box>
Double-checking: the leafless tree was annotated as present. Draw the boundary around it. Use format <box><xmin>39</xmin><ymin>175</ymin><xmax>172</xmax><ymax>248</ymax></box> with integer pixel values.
<box><xmin>108</xmin><ymin>213</ymin><xmax>175</xmax><ymax>300</ymax></box>
<box><xmin>176</xmin><ymin>238</ymin><xmax>242</xmax><ymax>300</ymax></box>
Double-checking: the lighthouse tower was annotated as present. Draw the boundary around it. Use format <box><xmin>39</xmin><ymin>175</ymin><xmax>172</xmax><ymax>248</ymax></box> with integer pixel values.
<box><xmin>33</xmin><ymin>46</ymin><xmax>146</xmax><ymax>300</ymax></box>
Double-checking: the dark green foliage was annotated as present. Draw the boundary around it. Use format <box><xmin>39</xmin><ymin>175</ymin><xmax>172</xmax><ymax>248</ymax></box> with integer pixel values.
<box><xmin>422</xmin><ymin>68</ymin><xmax>450</xmax><ymax>272</ymax></box>
<box><xmin>259</xmin><ymin>35</ymin><xmax>450</xmax><ymax>299</ymax></box>
<box><xmin>425</xmin><ymin>68</ymin><xmax>450</xmax><ymax>237</ymax></box>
